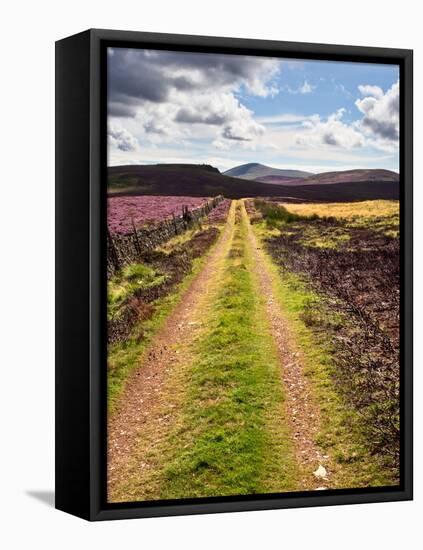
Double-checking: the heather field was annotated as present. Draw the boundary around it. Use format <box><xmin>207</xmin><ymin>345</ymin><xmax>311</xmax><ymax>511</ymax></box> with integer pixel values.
<box><xmin>205</xmin><ymin>198</ymin><xmax>232</xmax><ymax>224</ymax></box>
<box><xmin>107</xmin><ymin>195</ymin><xmax>209</xmax><ymax>234</ymax></box>
<box><xmin>251</xmin><ymin>199</ymin><xmax>400</xmax><ymax>483</ymax></box>
<box><xmin>106</xmin><ymin>193</ymin><xmax>400</xmax><ymax>502</ymax></box>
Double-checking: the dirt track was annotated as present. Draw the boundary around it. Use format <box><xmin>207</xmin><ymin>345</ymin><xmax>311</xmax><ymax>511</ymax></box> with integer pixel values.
<box><xmin>107</xmin><ymin>202</ymin><xmax>236</xmax><ymax>499</ymax></box>
<box><xmin>243</xmin><ymin>203</ymin><xmax>330</xmax><ymax>489</ymax></box>
<box><xmin>108</xmin><ymin>200</ymin><xmax>330</xmax><ymax>501</ymax></box>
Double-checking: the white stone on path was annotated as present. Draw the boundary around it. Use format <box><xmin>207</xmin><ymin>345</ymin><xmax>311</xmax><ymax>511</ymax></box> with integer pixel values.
<box><xmin>313</xmin><ymin>465</ymin><xmax>328</xmax><ymax>479</ymax></box>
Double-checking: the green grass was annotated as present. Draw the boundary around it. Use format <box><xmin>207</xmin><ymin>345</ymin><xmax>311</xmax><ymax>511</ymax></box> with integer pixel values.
<box><xmin>107</xmin><ymin>175</ymin><xmax>140</xmax><ymax>194</ymax></box>
<box><xmin>254</xmin><ymin>199</ymin><xmax>305</xmax><ymax>227</ymax></box>
<box><xmin>255</xmin><ymin>199</ymin><xmax>397</xmax><ymax>250</ymax></box>
<box><xmin>282</xmin><ymin>200</ymin><xmax>399</xmax><ymax>237</ymax></box>
<box><xmin>107</xmin><ymin>253</ymin><xmax>213</xmax><ymax>415</ymax></box>
<box><xmin>348</xmin><ymin>213</ymin><xmax>399</xmax><ymax>237</ymax></box>
<box><xmin>255</xmin><ymin>218</ymin><xmax>351</xmax><ymax>250</ymax></box>
<box><xmin>296</xmin><ymin>224</ymin><xmax>351</xmax><ymax>249</ymax></box>
<box><xmin>282</xmin><ymin>200</ymin><xmax>398</xmax><ymax>221</ymax></box>
<box><xmin>108</xmin><ymin>263</ymin><xmax>166</xmax><ymax>320</ymax></box>
<box><xmin>253</xmin><ymin>199</ymin><xmax>353</xmax><ymax>249</ymax></box>
<box><xmin>253</xmin><ymin>224</ymin><xmax>398</xmax><ymax>488</ymax></box>
<box><xmin>157</xmin><ymin>225</ymin><xmax>206</xmax><ymax>253</ymax></box>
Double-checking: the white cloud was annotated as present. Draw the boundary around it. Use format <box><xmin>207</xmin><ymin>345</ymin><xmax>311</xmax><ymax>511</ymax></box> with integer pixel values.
<box><xmin>291</xmin><ymin>81</ymin><xmax>399</xmax><ymax>154</ymax></box>
<box><xmin>175</xmin><ymin>93</ymin><xmax>250</xmax><ymax>127</ymax></box>
<box><xmin>299</xmin><ymin>80</ymin><xmax>315</xmax><ymax>94</ymax></box>
<box><xmin>358</xmin><ymin>84</ymin><xmax>384</xmax><ymax>99</ymax></box>
<box><xmin>108</xmin><ymin>49</ymin><xmax>280</xmax><ymax>151</ymax></box>
<box><xmin>241</xmin><ymin>59</ymin><xmax>280</xmax><ymax>97</ymax></box>
<box><xmin>221</xmin><ymin>116</ymin><xmax>265</xmax><ymax>142</ymax></box>
<box><xmin>212</xmin><ymin>139</ymin><xmax>231</xmax><ymax>151</ymax></box>
<box><xmin>258</xmin><ymin>113</ymin><xmax>311</xmax><ymax>125</ymax></box>
<box><xmin>295</xmin><ymin>108</ymin><xmax>365</xmax><ymax>149</ymax></box>
<box><xmin>108</xmin><ymin>124</ymin><xmax>138</xmax><ymax>152</ymax></box>
<box><xmin>281</xmin><ymin>80</ymin><xmax>316</xmax><ymax>95</ymax></box>
<box><xmin>126</xmin><ymin>91</ymin><xmax>267</xmax><ymax>147</ymax></box>
<box><xmin>355</xmin><ymin>80</ymin><xmax>399</xmax><ymax>143</ymax></box>
<box><xmin>108</xmin><ymin>48</ymin><xmax>281</xmax><ymax>117</ymax></box>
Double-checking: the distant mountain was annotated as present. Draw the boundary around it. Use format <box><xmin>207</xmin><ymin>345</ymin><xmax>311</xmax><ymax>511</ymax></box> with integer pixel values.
<box><xmin>223</xmin><ymin>162</ymin><xmax>313</xmax><ymax>180</ymax></box>
<box><xmin>108</xmin><ymin>164</ymin><xmax>399</xmax><ymax>201</ymax></box>
<box><xmin>292</xmin><ymin>168</ymin><xmax>399</xmax><ymax>186</ymax></box>
<box><xmin>254</xmin><ymin>168</ymin><xmax>399</xmax><ymax>187</ymax></box>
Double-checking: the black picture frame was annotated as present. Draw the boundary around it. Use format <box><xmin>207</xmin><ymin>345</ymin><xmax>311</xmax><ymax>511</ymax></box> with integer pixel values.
<box><xmin>55</xmin><ymin>28</ymin><xmax>413</xmax><ymax>521</ymax></box>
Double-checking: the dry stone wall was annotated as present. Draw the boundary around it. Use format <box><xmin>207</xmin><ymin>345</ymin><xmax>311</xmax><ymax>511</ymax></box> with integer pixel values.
<box><xmin>107</xmin><ymin>195</ymin><xmax>224</xmax><ymax>277</ymax></box>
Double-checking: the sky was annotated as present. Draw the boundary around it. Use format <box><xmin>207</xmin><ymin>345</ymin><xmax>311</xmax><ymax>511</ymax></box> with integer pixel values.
<box><xmin>107</xmin><ymin>47</ymin><xmax>400</xmax><ymax>174</ymax></box>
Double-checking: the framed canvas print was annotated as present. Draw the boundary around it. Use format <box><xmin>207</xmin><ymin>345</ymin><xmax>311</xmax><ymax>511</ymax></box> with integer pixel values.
<box><xmin>55</xmin><ymin>29</ymin><xmax>413</xmax><ymax>521</ymax></box>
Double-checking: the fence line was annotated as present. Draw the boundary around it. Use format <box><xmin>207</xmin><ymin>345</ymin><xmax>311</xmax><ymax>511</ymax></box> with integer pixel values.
<box><xmin>107</xmin><ymin>195</ymin><xmax>224</xmax><ymax>277</ymax></box>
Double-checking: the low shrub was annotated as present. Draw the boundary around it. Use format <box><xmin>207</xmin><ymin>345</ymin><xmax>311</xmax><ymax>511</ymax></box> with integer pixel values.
<box><xmin>254</xmin><ymin>199</ymin><xmax>302</xmax><ymax>226</ymax></box>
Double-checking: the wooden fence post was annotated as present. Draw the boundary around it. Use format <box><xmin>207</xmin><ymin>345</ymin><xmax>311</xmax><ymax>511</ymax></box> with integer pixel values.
<box><xmin>131</xmin><ymin>217</ymin><xmax>142</xmax><ymax>258</ymax></box>
<box><xmin>172</xmin><ymin>212</ymin><xmax>178</xmax><ymax>235</ymax></box>
<box><xmin>107</xmin><ymin>228</ymin><xmax>121</xmax><ymax>274</ymax></box>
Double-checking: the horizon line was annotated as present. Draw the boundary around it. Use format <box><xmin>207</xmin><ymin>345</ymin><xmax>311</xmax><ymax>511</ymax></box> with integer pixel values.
<box><xmin>107</xmin><ymin>162</ymin><xmax>399</xmax><ymax>175</ymax></box>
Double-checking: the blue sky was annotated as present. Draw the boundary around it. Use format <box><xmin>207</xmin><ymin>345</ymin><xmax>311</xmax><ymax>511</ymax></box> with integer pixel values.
<box><xmin>108</xmin><ymin>49</ymin><xmax>399</xmax><ymax>173</ymax></box>
<box><xmin>241</xmin><ymin>60</ymin><xmax>398</xmax><ymax>121</ymax></box>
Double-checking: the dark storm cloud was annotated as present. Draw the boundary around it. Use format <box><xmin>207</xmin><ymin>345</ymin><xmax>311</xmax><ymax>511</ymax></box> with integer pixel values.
<box><xmin>154</xmin><ymin>50</ymin><xmax>269</xmax><ymax>82</ymax></box>
<box><xmin>107</xmin><ymin>124</ymin><xmax>138</xmax><ymax>151</ymax></box>
<box><xmin>108</xmin><ymin>101</ymin><xmax>138</xmax><ymax>118</ymax></box>
<box><xmin>322</xmin><ymin>131</ymin><xmax>340</xmax><ymax>146</ymax></box>
<box><xmin>108</xmin><ymin>49</ymin><xmax>170</xmax><ymax>104</ymax></box>
<box><xmin>144</xmin><ymin>120</ymin><xmax>168</xmax><ymax>135</ymax></box>
<box><xmin>222</xmin><ymin>126</ymin><xmax>252</xmax><ymax>141</ymax></box>
<box><xmin>355</xmin><ymin>81</ymin><xmax>399</xmax><ymax>143</ymax></box>
<box><xmin>108</xmin><ymin>47</ymin><xmax>278</xmax><ymax>119</ymax></box>
<box><xmin>362</xmin><ymin>87</ymin><xmax>399</xmax><ymax>141</ymax></box>
<box><xmin>361</xmin><ymin>117</ymin><xmax>398</xmax><ymax>141</ymax></box>
<box><xmin>174</xmin><ymin>107</ymin><xmax>228</xmax><ymax>126</ymax></box>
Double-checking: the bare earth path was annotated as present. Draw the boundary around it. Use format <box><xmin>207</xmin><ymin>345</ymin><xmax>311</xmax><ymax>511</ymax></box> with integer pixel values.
<box><xmin>242</xmin><ymin>201</ymin><xmax>330</xmax><ymax>489</ymax></box>
<box><xmin>108</xmin><ymin>202</ymin><xmax>236</xmax><ymax>499</ymax></box>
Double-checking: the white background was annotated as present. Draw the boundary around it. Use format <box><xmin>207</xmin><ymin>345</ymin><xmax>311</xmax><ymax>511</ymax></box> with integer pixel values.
<box><xmin>0</xmin><ymin>1</ymin><xmax>420</xmax><ymax>547</ymax></box>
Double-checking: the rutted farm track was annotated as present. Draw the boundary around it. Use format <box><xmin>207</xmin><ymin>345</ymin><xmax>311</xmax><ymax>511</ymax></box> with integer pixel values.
<box><xmin>108</xmin><ymin>202</ymin><xmax>238</xmax><ymax>500</ymax></box>
<box><xmin>108</xmin><ymin>198</ymin><xmax>398</xmax><ymax>502</ymax></box>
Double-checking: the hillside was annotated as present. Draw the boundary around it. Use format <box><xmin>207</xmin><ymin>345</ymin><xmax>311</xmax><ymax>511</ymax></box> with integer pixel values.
<box><xmin>254</xmin><ymin>169</ymin><xmax>399</xmax><ymax>186</ymax></box>
<box><xmin>254</xmin><ymin>175</ymin><xmax>304</xmax><ymax>185</ymax></box>
<box><xmin>289</xmin><ymin>168</ymin><xmax>399</xmax><ymax>186</ymax></box>
<box><xmin>108</xmin><ymin>164</ymin><xmax>399</xmax><ymax>201</ymax></box>
<box><xmin>262</xmin><ymin>181</ymin><xmax>399</xmax><ymax>202</ymax></box>
<box><xmin>223</xmin><ymin>162</ymin><xmax>313</xmax><ymax>180</ymax></box>
<box><xmin>108</xmin><ymin>163</ymin><xmax>304</xmax><ymax>199</ymax></box>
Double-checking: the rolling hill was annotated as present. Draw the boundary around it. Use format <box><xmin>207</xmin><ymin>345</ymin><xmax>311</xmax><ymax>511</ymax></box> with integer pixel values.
<box><xmin>108</xmin><ymin>164</ymin><xmax>293</xmax><ymax>199</ymax></box>
<box><xmin>289</xmin><ymin>168</ymin><xmax>398</xmax><ymax>186</ymax></box>
<box><xmin>108</xmin><ymin>164</ymin><xmax>399</xmax><ymax>201</ymax></box>
<box><xmin>223</xmin><ymin>162</ymin><xmax>313</xmax><ymax>180</ymax></box>
<box><xmin>254</xmin><ymin>168</ymin><xmax>399</xmax><ymax>187</ymax></box>
<box><xmin>253</xmin><ymin>175</ymin><xmax>304</xmax><ymax>185</ymax></box>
